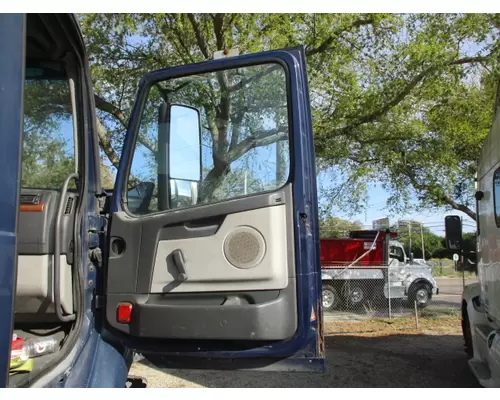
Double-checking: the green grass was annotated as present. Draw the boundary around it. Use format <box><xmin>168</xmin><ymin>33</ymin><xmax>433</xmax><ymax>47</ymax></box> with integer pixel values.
<box><xmin>431</xmin><ymin>267</ymin><xmax>475</xmax><ymax>278</ymax></box>
<box><xmin>419</xmin><ymin>308</ymin><xmax>461</xmax><ymax>319</ymax></box>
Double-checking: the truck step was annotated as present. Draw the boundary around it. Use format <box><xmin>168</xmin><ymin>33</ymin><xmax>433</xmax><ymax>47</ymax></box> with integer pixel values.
<box><xmin>474</xmin><ymin>324</ymin><xmax>493</xmax><ymax>341</ymax></box>
<box><xmin>469</xmin><ymin>359</ymin><xmax>491</xmax><ymax>382</ymax></box>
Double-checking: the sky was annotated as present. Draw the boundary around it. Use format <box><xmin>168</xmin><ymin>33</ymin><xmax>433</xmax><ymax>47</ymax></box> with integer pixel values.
<box><xmin>331</xmin><ymin>180</ymin><xmax>477</xmax><ymax>235</ymax></box>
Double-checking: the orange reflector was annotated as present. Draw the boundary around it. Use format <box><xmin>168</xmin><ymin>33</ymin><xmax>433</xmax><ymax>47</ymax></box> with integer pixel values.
<box><xmin>117</xmin><ymin>303</ymin><xmax>133</xmax><ymax>324</ymax></box>
<box><xmin>20</xmin><ymin>204</ymin><xmax>45</xmax><ymax>212</ymax></box>
<box><xmin>310</xmin><ymin>306</ymin><xmax>316</xmax><ymax>322</ymax></box>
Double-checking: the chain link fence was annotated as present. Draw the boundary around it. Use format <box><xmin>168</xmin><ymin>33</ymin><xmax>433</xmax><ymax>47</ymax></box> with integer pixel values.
<box><xmin>319</xmin><ymin>223</ymin><xmax>473</xmax><ymax>332</ymax></box>
<box><xmin>322</xmin><ymin>268</ymin><xmax>466</xmax><ymax>321</ymax></box>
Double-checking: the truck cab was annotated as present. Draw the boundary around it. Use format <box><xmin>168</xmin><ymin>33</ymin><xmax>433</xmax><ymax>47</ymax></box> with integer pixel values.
<box><xmin>0</xmin><ymin>13</ymin><xmax>324</xmax><ymax>387</ymax></box>
<box><xmin>389</xmin><ymin>240</ymin><xmax>407</xmax><ymax>264</ymax></box>
<box><xmin>444</xmin><ymin>77</ymin><xmax>500</xmax><ymax>388</ymax></box>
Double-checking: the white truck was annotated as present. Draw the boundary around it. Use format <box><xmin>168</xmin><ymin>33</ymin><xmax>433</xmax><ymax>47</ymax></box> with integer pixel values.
<box><xmin>444</xmin><ymin>78</ymin><xmax>500</xmax><ymax>387</ymax></box>
<box><xmin>321</xmin><ymin>229</ymin><xmax>438</xmax><ymax>311</ymax></box>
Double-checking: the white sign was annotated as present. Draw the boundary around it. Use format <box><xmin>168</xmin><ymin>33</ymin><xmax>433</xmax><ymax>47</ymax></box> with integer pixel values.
<box><xmin>372</xmin><ymin>218</ymin><xmax>389</xmax><ymax>230</ymax></box>
<box><xmin>364</xmin><ymin>242</ymin><xmax>376</xmax><ymax>250</ymax></box>
<box><xmin>453</xmin><ymin>253</ymin><xmax>459</xmax><ymax>262</ymax></box>
<box><xmin>213</xmin><ymin>48</ymin><xmax>240</xmax><ymax>59</ymax></box>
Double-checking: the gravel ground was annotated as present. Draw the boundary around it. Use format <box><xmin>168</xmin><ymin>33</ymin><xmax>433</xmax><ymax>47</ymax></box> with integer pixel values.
<box><xmin>129</xmin><ymin>322</ymin><xmax>479</xmax><ymax>388</ymax></box>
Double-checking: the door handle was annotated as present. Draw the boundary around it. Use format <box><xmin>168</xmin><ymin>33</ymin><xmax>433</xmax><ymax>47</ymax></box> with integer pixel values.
<box><xmin>54</xmin><ymin>172</ymin><xmax>79</xmax><ymax>322</ymax></box>
<box><xmin>172</xmin><ymin>249</ymin><xmax>188</xmax><ymax>282</ymax></box>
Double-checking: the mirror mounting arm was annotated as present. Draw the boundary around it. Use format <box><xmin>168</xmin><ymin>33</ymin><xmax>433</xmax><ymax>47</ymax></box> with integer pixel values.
<box><xmin>157</xmin><ymin>103</ymin><xmax>171</xmax><ymax>211</ymax></box>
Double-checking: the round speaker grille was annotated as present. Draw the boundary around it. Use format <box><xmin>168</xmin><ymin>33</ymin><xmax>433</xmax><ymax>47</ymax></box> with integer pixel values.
<box><xmin>223</xmin><ymin>226</ymin><xmax>266</xmax><ymax>269</ymax></box>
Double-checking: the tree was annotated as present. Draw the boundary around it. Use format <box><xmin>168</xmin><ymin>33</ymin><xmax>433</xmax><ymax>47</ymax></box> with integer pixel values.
<box><xmin>22</xmin><ymin>78</ymin><xmax>75</xmax><ymax>189</ymax></box>
<box><xmin>319</xmin><ymin>216</ymin><xmax>363</xmax><ymax>238</ymax></box>
<box><xmin>431</xmin><ymin>231</ymin><xmax>476</xmax><ymax>260</ymax></box>
<box><xmin>396</xmin><ymin>222</ymin><xmax>444</xmax><ymax>259</ymax></box>
<box><xmin>77</xmin><ymin>14</ymin><xmax>500</xmax><ymax>217</ymax></box>
<box><xmin>314</xmin><ymin>14</ymin><xmax>500</xmax><ymax>221</ymax></box>
<box><xmin>100</xmin><ymin>158</ymin><xmax>117</xmax><ymax>188</ymax></box>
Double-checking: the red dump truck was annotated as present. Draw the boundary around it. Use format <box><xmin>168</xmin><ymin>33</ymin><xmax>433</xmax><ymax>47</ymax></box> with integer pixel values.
<box><xmin>321</xmin><ymin>229</ymin><xmax>438</xmax><ymax>311</ymax></box>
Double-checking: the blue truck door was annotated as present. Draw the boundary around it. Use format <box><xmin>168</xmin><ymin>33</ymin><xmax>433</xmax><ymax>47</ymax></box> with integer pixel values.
<box><xmin>104</xmin><ymin>47</ymin><xmax>324</xmax><ymax>371</ymax></box>
<box><xmin>0</xmin><ymin>13</ymin><xmax>26</xmax><ymax>388</ymax></box>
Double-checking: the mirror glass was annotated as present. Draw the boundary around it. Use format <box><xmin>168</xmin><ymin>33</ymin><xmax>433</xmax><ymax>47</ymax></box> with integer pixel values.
<box><xmin>170</xmin><ymin>179</ymin><xmax>198</xmax><ymax>208</ymax></box>
<box><xmin>169</xmin><ymin>105</ymin><xmax>201</xmax><ymax>182</ymax></box>
<box><xmin>445</xmin><ymin>215</ymin><xmax>463</xmax><ymax>250</ymax></box>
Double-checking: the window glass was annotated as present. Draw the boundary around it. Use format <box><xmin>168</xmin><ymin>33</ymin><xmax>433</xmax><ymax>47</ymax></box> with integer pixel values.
<box><xmin>494</xmin><ymin>168</ymin><xmax>500</xmax><ymax>227</ymax></box>
<box><xmin>127</xmin><ymin>63</ymin><xmax>290</xmax><ymax>215</ymax></box>
<box><xmin>22</xmin><ymin>66</ymin><xmax>75</xmax><ymax>189</ymax></box>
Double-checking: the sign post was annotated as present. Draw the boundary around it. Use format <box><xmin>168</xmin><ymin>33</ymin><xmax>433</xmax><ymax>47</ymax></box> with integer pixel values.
<box><xmin>453</xmin><ymin>253</ymin><xmax>459</xmax><ymax>271</ymax></box>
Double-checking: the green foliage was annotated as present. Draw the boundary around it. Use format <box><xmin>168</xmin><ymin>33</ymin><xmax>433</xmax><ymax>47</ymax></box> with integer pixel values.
<box><xmin>314</xmin><ymin>14</ymin><xmax>500</xmax><ymax>220</ymax></box>
<box><xmin>22</xmin><ymin>79</ymin><xmax>75</xmax><ymax>189</ymax></box>
<box><xmin>462</xmin><ymin>232</ymin><xmax>478</xmax><ymax>253</ymax></box>
<box><xmin>319</xmin><ymin>216</ymin><xmax>363</xmax><ymax>238</ymax></box>
<box><xmin>78</xmin><ymin>13</ymin><xmax>500</xmax><ymax>218</ymax></box>
<box><xmin>397</xmin><ymin>224</ymin><xmax>444</xmax><ymax>259</ymax></box>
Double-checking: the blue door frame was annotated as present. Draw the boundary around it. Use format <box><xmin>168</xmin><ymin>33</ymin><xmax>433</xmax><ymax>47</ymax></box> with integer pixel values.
<box><xmin>0</xmin><ymin>13</ymin><xmax>26</xmax><ymax>388</ymax></box>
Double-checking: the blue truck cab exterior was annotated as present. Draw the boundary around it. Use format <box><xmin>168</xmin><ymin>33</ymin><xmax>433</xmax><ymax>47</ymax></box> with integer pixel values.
<box><xmin>0</xmin><ymin>13</ymin><xmax>323</xmax><ymax>387</ymax></box>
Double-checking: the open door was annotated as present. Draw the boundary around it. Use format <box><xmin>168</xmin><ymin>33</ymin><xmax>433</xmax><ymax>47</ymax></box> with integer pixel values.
<box><xmin>104</xmin><ymin>47</ymin><xmax>324</xmax><ymax>371</ymax></box>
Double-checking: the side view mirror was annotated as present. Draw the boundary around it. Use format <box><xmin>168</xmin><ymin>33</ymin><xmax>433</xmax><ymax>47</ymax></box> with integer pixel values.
<box><xmin>127</xmin><ymin>181</ymin><xmax>155</xmax><ymax>214</ymax></box>
<box><xmin>170</xmin><ymin>179</ymin><xmax>199</xmax><ymax>208</ymax></box>
<box><xmin>445</xmin><ymin>215</ymin><xmax>463</xmax><ymax>251</ymax></box>
<box><xmin>409</xmin><ymin>252</ymin><xmax>414</xmax><ymax>264</ymax></box>
<box><xmin>168</xmin><ymin>104</ymin><xmax>202</xmax><ymax>182</ymax></box>
<box><xmin>157</xmin><ymin>103</ymin><xmax>202</xmax><ymax>210</ymax></box>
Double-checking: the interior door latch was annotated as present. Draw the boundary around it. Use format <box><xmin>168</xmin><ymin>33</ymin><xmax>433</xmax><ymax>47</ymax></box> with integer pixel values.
<box><xmin>171</xmin><ymin>249</ymin><xmax>188</xmax><ymax>282</ymax></box>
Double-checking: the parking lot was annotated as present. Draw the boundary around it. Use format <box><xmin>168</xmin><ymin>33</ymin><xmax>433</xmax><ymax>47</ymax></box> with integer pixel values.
<box><xmin>130</xmin><ymin>320</ymin><xmax>478</xmax><ymax>388</ymax></box>
<box><xmin>435</xmin><ymin>277</ymin><xmax>477</xmax><ymax>303</ymax></box>
<box><xmin>128</xmin><ymin>276</ymin><xmax>479</xmax><ymax>388</ymax></box>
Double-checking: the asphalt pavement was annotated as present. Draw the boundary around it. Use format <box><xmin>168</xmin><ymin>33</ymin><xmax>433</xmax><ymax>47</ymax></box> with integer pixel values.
<box><xmin>434</xmin><ymin>277</ymin><xmax>477</xmax><ymax>305</ymax></box>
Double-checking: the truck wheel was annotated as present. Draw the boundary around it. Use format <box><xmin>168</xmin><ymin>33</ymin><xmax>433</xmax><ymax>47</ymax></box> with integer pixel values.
<box><xmin>408</xmin><ymin>282</ymin><xmax>432</xmax><ymax>309</ymax></box>
<box><xmin>344</xmin><ymin>282</ymin><xmax>365</xmax><ymax>308</ymax></box>
<box><xmin>322</xmin><ymin>283</ymin><xmax>340</xmax><ymax>312</ymax></box>
<box><xmin>462</xmin><ymin>302</ymin><xmax>474</xmax><ymax>359</ymax></box>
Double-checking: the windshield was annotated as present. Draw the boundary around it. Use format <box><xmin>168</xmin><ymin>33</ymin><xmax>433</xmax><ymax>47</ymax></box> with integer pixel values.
<box><xmin>389</xmin><ymin>245</ymin><xmax>405</xmax><ymax>262</ymax></box>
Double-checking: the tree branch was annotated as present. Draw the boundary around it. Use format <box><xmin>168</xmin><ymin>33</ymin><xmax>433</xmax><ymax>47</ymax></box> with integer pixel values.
<box><xmin>94</xmin><ymin>94</ymin><xmax>127</xmax><ymax>128</ymax></box>
<box><xmin>96</xmin><ymin>117</ymin><xmax>121</xmax><ymax>169</ymax></box>
<box><xmin>228</xmin><ymin>64</ymin><xmax>280</xmax><ymax>92</ymax></box>
<box><xmin>187</xmin><ymin>13</ymin><xmax>210</xmax><ymax>59</ymax></box>
<box><xmin>306</xmin><ymin>17</ymin><xmax>375</xmax><ymax>57</ymax></box>
<box><xmin>404</xmin><ymin>165</ymin><xmax>476</xmax><ymax>221</ymax></box>
<box><xmin>213</xmin><ymin>13</ymin><xmax>225</xmax><ymax>50</ymax></box>
<box><xmin>94</xmin><ymin>94</ymin><xmax>157</xmax><ymax>155</ymax></box>
<box><xmin>229</xmin><ymin>127</ymin><xmax>288</xmax><ymax>161</ymax></box>
<box><xmin>337</xmin><ymin>54</ymin><xmax>493</xmax><ymax>135</ymax></box>
<box><xmin>164</xmin><ymin>15</ymin><xmax>197</xmax><ymax>64</ymax></box>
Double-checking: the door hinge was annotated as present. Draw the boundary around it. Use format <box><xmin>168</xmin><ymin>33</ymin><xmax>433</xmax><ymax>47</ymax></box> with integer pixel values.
<box><xmin>94</xmin><ymin>294</ymin><xmax>105</xmax><ymax>310</ymax></box>
<box><xmin>89</xmin><ymin>247</ymin><xmax>103</xmax><ymax>268</ymax></box>
<box><xmin>88</xmin><ymin>214</ymin><xmax>107</xmax><ymax>249</ymax></box>
<box><xmin>96</xmin><ymin>190</ymin><xmax>110</xmax><ymax>215</ymax></box>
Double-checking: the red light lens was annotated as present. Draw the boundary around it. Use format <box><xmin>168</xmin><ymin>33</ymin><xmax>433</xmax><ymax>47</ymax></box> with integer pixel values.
<box><xmin>117</xmin><ymin>303</ymin><xmax>133</xmax><ymax>324</ymax></box>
